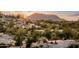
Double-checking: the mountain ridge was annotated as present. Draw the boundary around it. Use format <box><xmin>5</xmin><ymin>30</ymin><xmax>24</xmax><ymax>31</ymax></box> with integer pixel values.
<box><xmin>26</xmin><ymin>13</ymin><xmax>61</xmax><ymax>21</ymax></box>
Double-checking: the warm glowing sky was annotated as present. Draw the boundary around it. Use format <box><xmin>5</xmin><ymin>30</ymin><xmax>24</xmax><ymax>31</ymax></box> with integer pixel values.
<box><xmin>2</xmin><ymin>11</ymin><xmax>79</xmax><ymax>21</ymax></box>
<box><xmin>23</xmin><ymin>11</ymin><xmax>79</xmax><ymax>16</ymax></box>
<box><xmin>23</xmin><ymin>11</ymin><xmax>79</xmax><ymax>21</ymax></box>
<box><xmin>3</xmin><ymin>11</ymin><xmax>79</xmax><ymax>16</ymax></box>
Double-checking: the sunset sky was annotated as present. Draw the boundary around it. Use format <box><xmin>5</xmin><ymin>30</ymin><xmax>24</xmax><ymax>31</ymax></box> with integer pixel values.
<box><xmin>2</xmin><ymin>11</ymin><xmax>79</xmax><ymax>21</ymax></box>
<box><xmin>23</xmin><ymin>11</ymin><xmax>79</xmax><ymax>16</ymax></box>
<box><xmin>3</xmin><ymin>11</ymin><xmax>79</xmax><ymax>16</ymax></box>
<box><xmin>20</xmin><ymin>11</ymin><xmax>79</xmax><ymax>21</ymax></box>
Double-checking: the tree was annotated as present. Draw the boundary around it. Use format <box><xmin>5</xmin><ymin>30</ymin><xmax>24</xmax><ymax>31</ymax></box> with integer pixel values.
<box><xmin>14</xmin><ymin>28</ymin><xmax>26</xmax><ymax>47</ymax></box>
<box><xmin>14</xmin><ymin>35</ymin><xmax>25</xmax><ymax>47</ymax></box>
<box><xmin>26</xmin><ymin>30</ymin><xmax>42</xmax><ymax>48</ymax></box>
<box><xmin>62</xmin><ymin>27</ymin><xmax>74</xmax><ymax>40</ymax></box>
<box><xmin>0</xmin><ymin>19</ymin><xmax>6</xmax><ymax>32</ymax></box>
<box><xmin>5</xmin><ymin>20</ymin><xmax>15</xmax><ymax>35</ymax></box>
<box><xmin>44</xmin><ymin>29</ymin><xmax>52</xmax><ymax>40</ymax></box>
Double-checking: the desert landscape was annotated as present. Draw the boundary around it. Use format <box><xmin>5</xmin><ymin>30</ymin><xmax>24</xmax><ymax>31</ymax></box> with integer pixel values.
<box><xmin>0</xmin><ymin>11</ymin><xmax>79</xmax><ymax>48</ymax></box>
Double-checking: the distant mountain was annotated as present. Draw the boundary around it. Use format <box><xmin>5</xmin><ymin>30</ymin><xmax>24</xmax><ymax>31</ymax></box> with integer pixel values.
<box><xmin>26</xmin><ymin>13</ymin><xmax>61</xmax><ymax>21</ymax></box>
<box><xmin>61</xmin><ymin>15</ymin><xmax>79</xmax><ymax>21</ymax></box>
<box><xmin>68</xmin><ymin>13</ymin><xmax>79</xmax><ymax>21</ymax></box>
